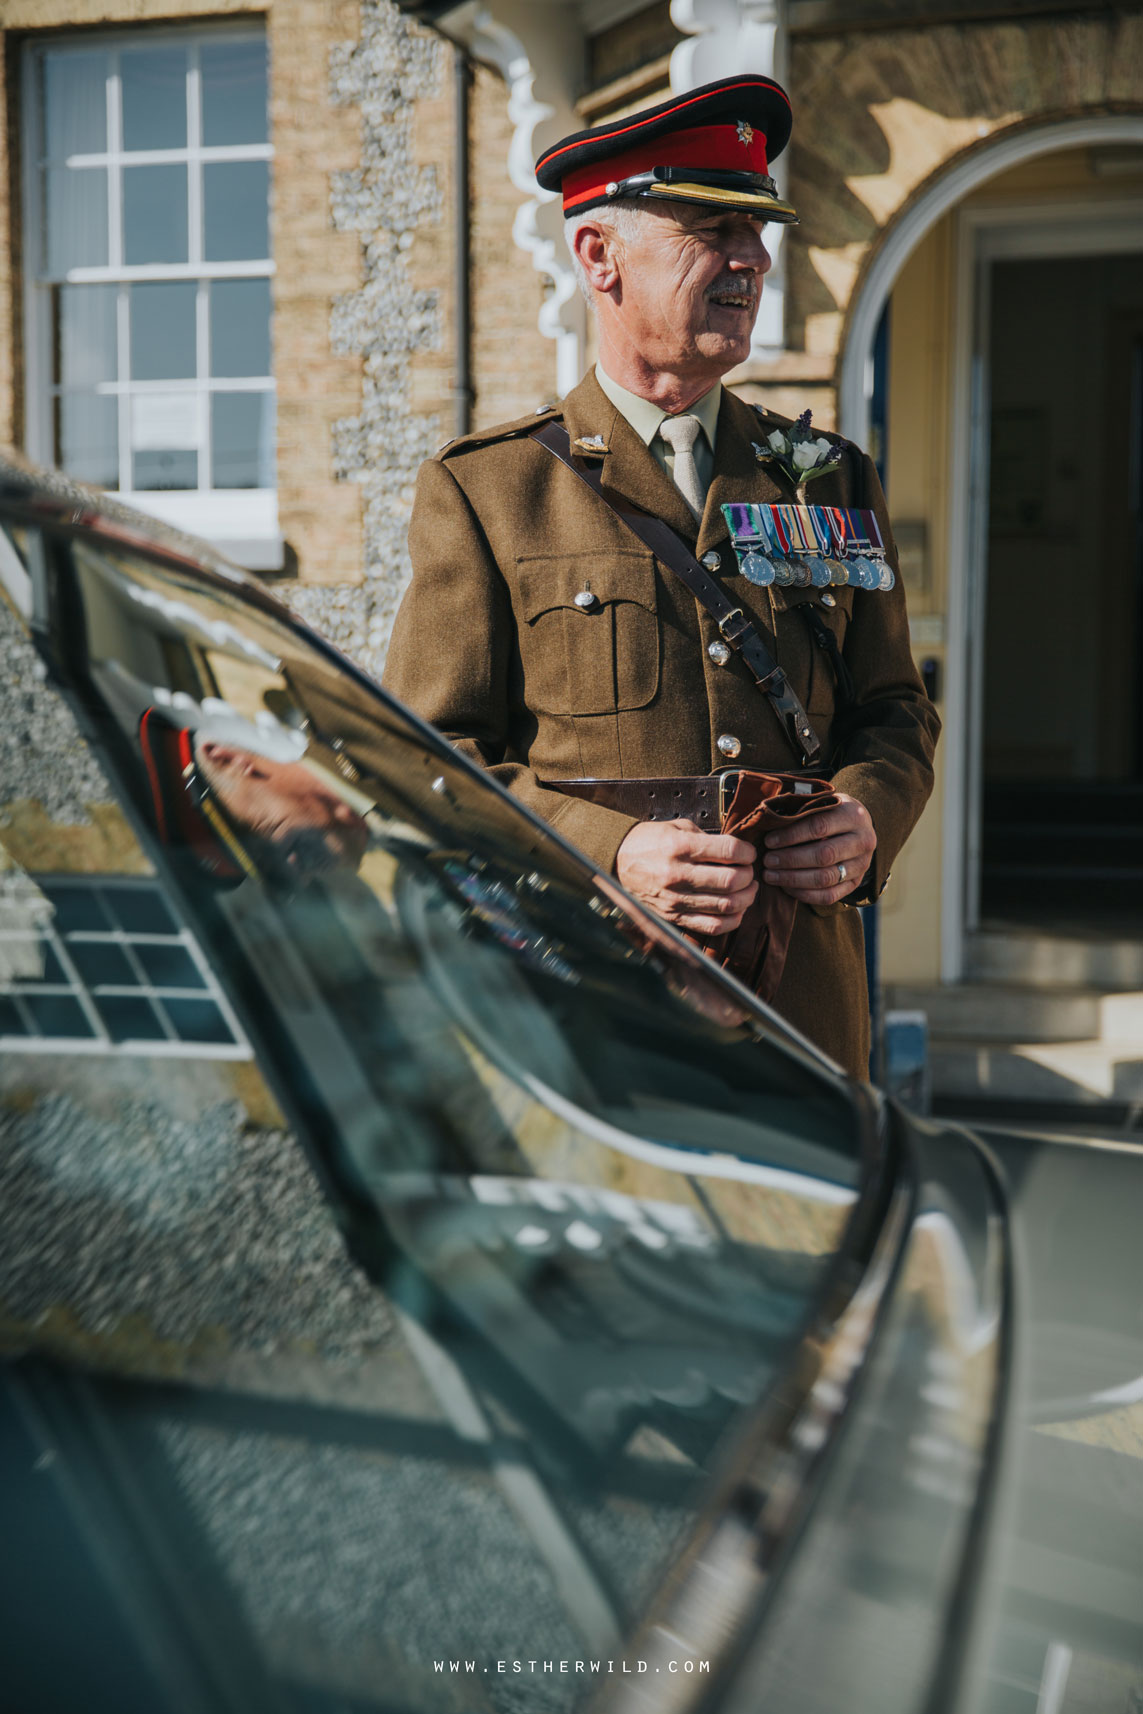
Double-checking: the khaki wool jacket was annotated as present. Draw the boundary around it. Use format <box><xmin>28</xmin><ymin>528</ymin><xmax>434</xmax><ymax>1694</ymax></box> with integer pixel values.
<box><xmin>384</xmin><ymin>370</ymin><xmax>940</xmax><ymax>1077</ymax></box>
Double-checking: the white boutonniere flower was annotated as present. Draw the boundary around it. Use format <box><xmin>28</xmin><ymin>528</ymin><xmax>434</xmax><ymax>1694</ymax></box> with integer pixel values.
<box><xmin>756</xmin><ymin>410</ymin><xmax>843</xmax><ymax>498</ymax></box>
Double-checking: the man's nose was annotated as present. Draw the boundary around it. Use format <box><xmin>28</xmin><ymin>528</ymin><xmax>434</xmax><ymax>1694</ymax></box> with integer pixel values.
<box><xmin>729</xmin><ymin>229</ymin><xmax>771</xmax><ymax>275</ymax></box>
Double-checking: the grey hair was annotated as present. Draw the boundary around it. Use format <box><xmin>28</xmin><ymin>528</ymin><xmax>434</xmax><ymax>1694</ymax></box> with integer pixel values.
<box><xmin>564</xmin><ymin>200</ymin><xmax>656</xmax><ymax>306</ymax></box>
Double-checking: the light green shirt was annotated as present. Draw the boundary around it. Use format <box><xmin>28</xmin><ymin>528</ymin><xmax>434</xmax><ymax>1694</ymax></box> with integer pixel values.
<box><xmin>595</xmin><ymin>364</ymin><xmax>721</xmax><ymax>503</ymax></box>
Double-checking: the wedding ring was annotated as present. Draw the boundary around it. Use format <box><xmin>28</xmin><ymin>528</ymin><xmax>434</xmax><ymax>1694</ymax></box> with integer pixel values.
<box><xmin>837</xmin><ymin>861</ymin><xmax>847</xmax><ymax>883</ymax></box>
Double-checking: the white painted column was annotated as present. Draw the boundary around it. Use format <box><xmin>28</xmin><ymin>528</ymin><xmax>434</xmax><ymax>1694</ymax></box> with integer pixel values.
<box><xmin>669</xmin><ymin>0</ymin><xmax>789</xmax><ymax>357</ymax></box>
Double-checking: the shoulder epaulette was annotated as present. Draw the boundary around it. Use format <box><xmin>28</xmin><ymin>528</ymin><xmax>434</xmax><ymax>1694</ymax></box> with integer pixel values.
<box><xmin>436</xmin><ymin>403</ymin><xmax>561</xmax><ymax>461</ymax></box>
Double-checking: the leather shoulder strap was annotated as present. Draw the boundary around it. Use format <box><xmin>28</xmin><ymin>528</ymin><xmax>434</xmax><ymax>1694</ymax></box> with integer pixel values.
<box><xmin>532</xmin><ymin>420</ymin><xmax>820</xmax><ymax>766</ymax></box>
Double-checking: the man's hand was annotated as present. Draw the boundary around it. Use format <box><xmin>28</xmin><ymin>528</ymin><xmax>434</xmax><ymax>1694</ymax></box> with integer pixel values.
<box><xmin>761</xmin><ymin>792</ymin><xmax>876</xmax><ymax>906</ymax></box>
<box><xmin>616</xmin><ymin>818</ymin><xmax>758</xmax><ymax>937</ymax></box>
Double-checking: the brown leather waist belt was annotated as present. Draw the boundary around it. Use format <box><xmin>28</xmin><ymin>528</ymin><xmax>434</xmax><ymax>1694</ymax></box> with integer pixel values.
<box><xmin>554</xmin><ymin>768</ymin><xmax>840</xmax><ymax>1004</ymax></box>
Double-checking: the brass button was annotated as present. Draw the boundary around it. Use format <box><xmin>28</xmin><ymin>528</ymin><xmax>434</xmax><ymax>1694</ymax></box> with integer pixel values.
<box><xmin>717</xmin><ymin>733</ymin><xmax>742</xmax><ymax>759</ymax></box>
<box><xmin>701</xmin><ymin>551</ymin><xmax>721</xmax><ymax>571</ymax></box>
<box><xmin>573</xmin><ymin>589</ymin><xmax>597</xmax><ymax>610</ymax></box>
<box><xmin>820</xmin><ymin>591</ymin><xmax>837</xmax><ymax>608</ymax></box>
<box><xmin>708</xmin><ymin>640</ymin><xmax>731</xmax><ymax>666</ymax></box>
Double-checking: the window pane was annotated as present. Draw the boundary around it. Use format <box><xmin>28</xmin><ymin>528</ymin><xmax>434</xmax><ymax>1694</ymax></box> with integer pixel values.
<box><xmin>23</xmin><ymin>994</ymin><xmax>95</xmax><ymax>1038</ymax></box>
<box><xmin>130</xmin><ymin>281</ymin><xmax>197</xmax><ymax>381</ymax></box>
<box><xmin>162</xmin><ymin>996</ymin><xmax>234</xmax><ymax>1044</ymax></box>
<box><xmin>0</xmin><ymin>996</ymin><xmax>27</xmax><ymax>1035</ymax></box>
<box><xmin>203</xmin><ymin>162</ymin><xmax>268</xmax><ymax>263</ymax></box>
<box><xmin>201</xmin><ymin>38</ymin><xmax>267</xmax><ymax>146</ymax></box>
<box><xmin>43</xmin><ymin>50</ymin><xmax>108</xmax><ymax>158</ymax></box>
<box><xmin>134</xmin><ymin>942</ymin><xmax>205</xmax><ymax>990</ymax></box>
<box><xmin>67</xmin><ymin>941</ymin><xmax>136</xmax><ymax>987</ymax></box>
<box><xmin>121</xmin><ymin>46</ymin><xmax>187</xmax><ymax>152</ymax></box>
<box><xmin>43</xmin><ymin>885</ymin><xmax>111</xmax><ymax>932</ymax></box>
<box><xmin>133</xmin><ymin>448</ymin><xmax>197</xmax><ymax>492</ymax></box>
<box><xmin>123</xmin><ymin>164</ymin><xmax>187</xmax><ymax>266</ymax></box>
<box><xmin>56</xmin><ymin>394</ymin><xmax>119</xmax><ymax>490</ymax></box>
<box><xmin>212</xmin><ymin>393</ymin><xmax>274</xmax><ymax>489</ymax></box>
<box><xmin>131</xmin><ymin>391</ymin><xmax>199</xmax><ymax>452</ymax></box>
<box><xmin>94</xmin><ymin>994</ymin><xmax>166</xmax><ymax>1043</ymax></box>
<box><xmin>44</xmin><ymin>168</ymin><xmax>108</xmax><ymax>274</ymax></box>
<box><xmin>55</xmin><ymin>285</ymin><xmax>117</xmax><ymax>387</ymax></box>
<box><xmin>210</xmin><ymin>279</ymin><xmax>271</xmax><ymax>378</ymax></box>
<box><xmin>106</xmin><ymin>886</ymin><xmax>177</xmax><ymax>934</ymax></box>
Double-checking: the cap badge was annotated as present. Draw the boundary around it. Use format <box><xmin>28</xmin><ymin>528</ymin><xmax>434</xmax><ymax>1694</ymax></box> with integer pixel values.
<box><xmin>736</xmin><ymin>120</ymin><xmax>754</xmax><ymax>147</ymax></box>
<box><xmin>574</xmin><ymin>434</ymin><xmax>610</xmax><ymax>455</ymax></box>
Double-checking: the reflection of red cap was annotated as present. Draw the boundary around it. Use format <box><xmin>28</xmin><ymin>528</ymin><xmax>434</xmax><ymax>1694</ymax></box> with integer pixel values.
<box><xmin>138</xmin><ymin>707</ymin><xmax>254</xmax><ymax>886</ymax></box>
<box><xmin>535</xmin><ymin>76</ymin><xmax>797</xmax><ymax>221</ymax></box>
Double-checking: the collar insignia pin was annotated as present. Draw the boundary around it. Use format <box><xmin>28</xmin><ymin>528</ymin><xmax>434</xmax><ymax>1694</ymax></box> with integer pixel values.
<box><xmin>574</xmin><ymin>434</ymin><xmax>610</xmax><ymax>455</ymax></box>
<box><xmin>737</xmin><ymin>120</ymin><xmax>754</xmax><ymax>147</ymax></box>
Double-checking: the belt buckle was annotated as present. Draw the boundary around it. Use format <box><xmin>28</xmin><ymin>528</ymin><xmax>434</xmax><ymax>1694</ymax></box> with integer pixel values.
<box><xmin>716</xmin><ymin>768</ymin><xmax>742</xmax><ymax>821</ymax></box>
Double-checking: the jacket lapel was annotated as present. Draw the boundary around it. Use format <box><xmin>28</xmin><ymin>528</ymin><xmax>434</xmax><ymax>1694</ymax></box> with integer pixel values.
<box><xmin>696</xmin><ymin>389</ymin><xmax>788</xmax><ymax>563</ymax></box>
<box><xmin>560</xmin><ymin>370</ymin><xmax>703</xmax><ymax>545</ymax></box>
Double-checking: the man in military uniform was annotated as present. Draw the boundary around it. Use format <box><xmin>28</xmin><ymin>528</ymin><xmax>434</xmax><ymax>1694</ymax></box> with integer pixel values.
<box><xmin>383</xmin><ymin>75</ymin><xmax>939</xmax><ymax>1077</ymax></box>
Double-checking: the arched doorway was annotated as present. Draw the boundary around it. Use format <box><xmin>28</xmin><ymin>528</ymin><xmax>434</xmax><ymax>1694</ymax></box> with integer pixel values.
<box><xmin>839</xmin><ymin>117</ymin><xmax>1143</xmax><ymax>984</ymax></box>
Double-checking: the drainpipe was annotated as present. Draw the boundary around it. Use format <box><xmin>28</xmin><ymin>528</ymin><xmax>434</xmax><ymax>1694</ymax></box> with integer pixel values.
<box><xmin>453</xmin><ymin>47</ymin><xmax>474</xmax><ymax>439</ymax></box>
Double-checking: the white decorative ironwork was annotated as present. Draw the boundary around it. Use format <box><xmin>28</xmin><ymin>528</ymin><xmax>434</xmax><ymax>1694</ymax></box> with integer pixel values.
<box><xmin>462</xmin><ymin>2</ymin><xmax>587</xmax><ymax>395</ymax></box>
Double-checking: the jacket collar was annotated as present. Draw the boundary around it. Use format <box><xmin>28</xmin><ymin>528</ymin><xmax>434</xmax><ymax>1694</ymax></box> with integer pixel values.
<box><xmin>560</xmin><ymin>369</ymin><xmax>701</xmax><ymax>543</ymax></box>
<box><xmin>558</xmin><ymin>372</ymin><xmax>800</xmax><ymax>582</ymax></box>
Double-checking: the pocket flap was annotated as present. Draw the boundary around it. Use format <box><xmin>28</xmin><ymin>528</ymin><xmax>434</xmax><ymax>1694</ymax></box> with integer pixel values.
<box><xmin>517</xmin><ymin>552</ymin><xmax>658</xmax><ymax>624</ymax></box>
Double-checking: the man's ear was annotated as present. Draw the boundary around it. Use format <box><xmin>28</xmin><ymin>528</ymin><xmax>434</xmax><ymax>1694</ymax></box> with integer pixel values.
<box><xmin>572</xmin><ymin>219</ymin><xmax>621</xmax><ymax>297</ymax></box>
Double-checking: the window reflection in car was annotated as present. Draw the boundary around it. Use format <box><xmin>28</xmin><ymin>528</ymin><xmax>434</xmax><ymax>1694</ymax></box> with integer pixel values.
<box><xmin>1</xmin><ymin>508</ymin><xmax>883</xmax><ymax>1708</ymax></box>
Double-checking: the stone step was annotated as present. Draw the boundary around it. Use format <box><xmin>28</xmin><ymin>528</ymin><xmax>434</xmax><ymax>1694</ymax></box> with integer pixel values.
<box><xmin>930</xmin><ymin>1038</ymin><xmax>1143</xmax><ymax>1106</ymax></box>
<box><xmin>896</xmin><ymin>988</ymin><xmax>1143</xmax><ymax>1108</ymax></box>
<box><xmin>967</xmin><ymin>931</ymin><xmax>1143</xmax><ymax>992</ymax></box>
<box><xmin>885</xmin><ymin>982</ymin><xmax>1103</xmax><ymax>1044</ymax></box>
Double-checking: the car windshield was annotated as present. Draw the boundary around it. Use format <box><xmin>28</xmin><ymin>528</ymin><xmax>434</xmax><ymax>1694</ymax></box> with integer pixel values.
<box><xmin>1</xmin><ymin>488</ymin><xmax>883</xmax><ymax>1710</ymax></box>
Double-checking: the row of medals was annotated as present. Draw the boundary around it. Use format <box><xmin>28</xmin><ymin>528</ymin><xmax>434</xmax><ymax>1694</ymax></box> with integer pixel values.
<box><xmin>737</xmin><ymin>549</ymin><xmax>896</xmax><ymax>591</ymax></box>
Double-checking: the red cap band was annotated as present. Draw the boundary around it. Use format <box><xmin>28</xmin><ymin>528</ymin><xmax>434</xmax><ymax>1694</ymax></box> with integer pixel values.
<box><xmin>562</xmin><ymin>122</ymin><xmax>770</xmax><ymax>213</ymax></box>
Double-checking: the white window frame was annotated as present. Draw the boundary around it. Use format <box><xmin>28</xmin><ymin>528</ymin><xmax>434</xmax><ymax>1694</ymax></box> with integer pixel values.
<box><xmin>0</xmin><ymin>876</ymin><xmax>251</xmax><ymax>1059</ymax></box>
<box><xmin>21</xmin><ymin>22</ymin><xmax>282</xmax><ymax>572</ymax></box>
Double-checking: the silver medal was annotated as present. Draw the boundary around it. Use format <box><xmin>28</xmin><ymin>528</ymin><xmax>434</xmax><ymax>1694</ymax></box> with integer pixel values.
<box><xmin>741</xmin><ymin>552</ymin><xmax>776</xmax><ymax>586</ymax></box>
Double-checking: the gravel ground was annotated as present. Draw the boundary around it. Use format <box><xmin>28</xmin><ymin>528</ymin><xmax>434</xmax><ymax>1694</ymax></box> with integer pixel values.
<box><xmin>0</xmin><ymin>1079</ymin><xmax>393</xmax><ymax>1374</ymax></box>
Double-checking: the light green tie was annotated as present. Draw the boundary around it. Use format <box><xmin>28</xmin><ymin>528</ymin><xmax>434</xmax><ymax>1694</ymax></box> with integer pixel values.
<box><xmin>658</xmin><ymin>414</ymin><xmax>705</xmax><ymax>518</ymax></box>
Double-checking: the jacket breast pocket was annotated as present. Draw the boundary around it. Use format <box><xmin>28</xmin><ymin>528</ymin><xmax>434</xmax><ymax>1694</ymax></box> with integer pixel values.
<box><xmin>515</xmin><ymin>552</ymin><xmax>660</xmax><ymax>716</ymax></box>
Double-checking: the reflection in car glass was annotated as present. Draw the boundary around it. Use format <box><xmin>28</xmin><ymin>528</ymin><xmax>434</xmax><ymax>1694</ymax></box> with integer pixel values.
<box><xmin>2</xmin><ymin>522</ymin><xmax>876</xmax><ymax>1710</ymax></box>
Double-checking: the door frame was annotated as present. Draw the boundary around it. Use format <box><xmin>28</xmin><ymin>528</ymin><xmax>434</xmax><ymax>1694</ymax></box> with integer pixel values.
<box><xmin>953</xmin><ymin>197</ymin><xmax>1143</xmax><ymax>947</ymax></box>
<box><xmin>838</xmin><ymin>115</ymin><xmax>1143</xmax><ymax>983</ymax></box>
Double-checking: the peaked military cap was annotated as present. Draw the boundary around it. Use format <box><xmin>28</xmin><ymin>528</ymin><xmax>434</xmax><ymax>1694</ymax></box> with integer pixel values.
<box><xmin>138</xmin><ymin>706</ymin><xmax>255</xmax><ymax>886</ymax></box>
<box><xmin>535</xmin><ymin>75</ymin><xmax>797</xmax><ymax>223</ymax></box>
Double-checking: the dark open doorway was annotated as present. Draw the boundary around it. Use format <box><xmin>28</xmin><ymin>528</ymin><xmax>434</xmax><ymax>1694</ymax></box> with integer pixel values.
<box><xmin>980</xmin><ymin>250</ymin><xmax>1143</xmax><ymax>934</ymax></box>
